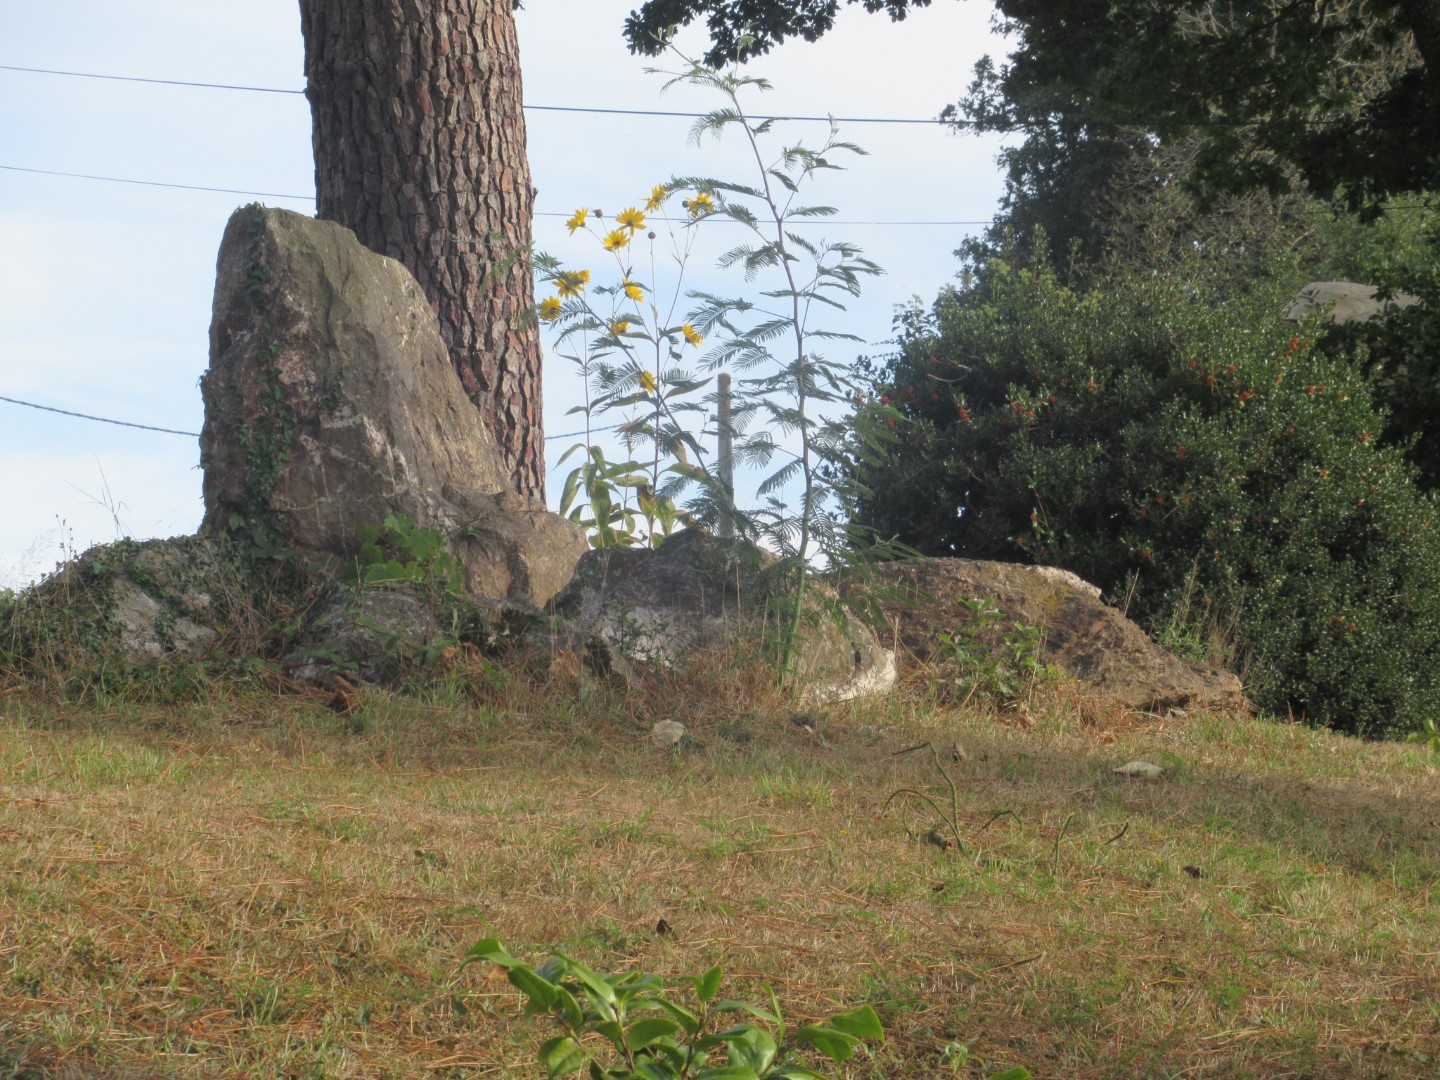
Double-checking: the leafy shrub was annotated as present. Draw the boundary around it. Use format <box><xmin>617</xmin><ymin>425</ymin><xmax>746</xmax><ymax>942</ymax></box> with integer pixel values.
<box><xmin>853</xmin><ymin>259</ymin><xmax>1440</xmax><ymax>737</ymax></box>
<box><xmin>1326</xmin><ymin>215</ymin><xmax>1440</xmax><ymax>492</ymax></box>
<box><xmin>464</xmin><ymin>938</ymin><xmax>884</xmax><ymax>1079</ymax></box>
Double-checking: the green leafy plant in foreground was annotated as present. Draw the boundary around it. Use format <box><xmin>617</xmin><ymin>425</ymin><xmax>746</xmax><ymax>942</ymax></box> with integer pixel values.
<box><xmin>464</xmin><ymin>938</ymin><xmax>883</xmax><ymax>1079</ymax></box>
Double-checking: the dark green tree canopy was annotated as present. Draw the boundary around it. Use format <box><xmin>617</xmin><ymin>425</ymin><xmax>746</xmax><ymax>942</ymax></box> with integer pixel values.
<box><xmin>626</xmin><ymin>0</ymin><xmax>1440</xmax><ymax>209</ymax></box>
<box><xmin>624</xmin><ymin>0</ymin><xmax>931</xmax><ymax>65</ymax></box>
<box><xmin>966</xmin><ymin>0</ymin><xmax>1440</xmax><ymax>212</ymax></box>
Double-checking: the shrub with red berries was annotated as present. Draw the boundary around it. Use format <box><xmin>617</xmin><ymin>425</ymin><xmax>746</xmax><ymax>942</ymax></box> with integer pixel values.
<box><xmin>852</xmin><ymin>260</ymin><xmax>1440</xmax><ymax>738</ymax></box>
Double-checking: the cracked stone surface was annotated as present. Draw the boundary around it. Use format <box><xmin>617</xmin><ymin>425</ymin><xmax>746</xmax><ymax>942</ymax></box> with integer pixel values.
<box><xmin>200</xmin><ymin>206</ymin><xmax>584</xmax><ymax>607</ymax></box>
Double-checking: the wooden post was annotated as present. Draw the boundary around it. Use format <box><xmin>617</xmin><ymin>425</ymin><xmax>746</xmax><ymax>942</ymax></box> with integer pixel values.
<box><xmin>717</xmin><ymin>372</ymin><xmax>734</xmax><ymax>538</ymax></box>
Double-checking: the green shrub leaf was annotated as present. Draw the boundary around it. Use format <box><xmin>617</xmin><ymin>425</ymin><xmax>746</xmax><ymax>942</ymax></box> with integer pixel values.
<box><xmin>538</xmin><ymin>1035</ymin><xmax>588</xmax><ymax>1077</ymax></box>
<box><xmin>694</xmin><ymin>965</ymin><xmax>723</xmax><ymax>1003</ymax></box>
<box><xmin>827</xmin><ymin>1004</ymin><xmax>883</xmax><ymax>1041</ymax></box>
<box><xmin>625</xmin><ymin>1017</ymin><xmax>680</xmax><ymax>1049</ymax></box>
<box><xmin>792</xmin><ymin>1024</ymin><xmax>860</xmax><ymax>1064</ymax></box>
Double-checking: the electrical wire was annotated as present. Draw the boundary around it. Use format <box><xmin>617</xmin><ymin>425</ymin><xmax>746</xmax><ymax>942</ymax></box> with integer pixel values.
<box><xmin>0</xmin><ymin>391</ymin><xmax>633</xmax><ymax>443</ymax></box>
<box><xmin>0</xmin><ymin>394</ymin><xmax>200</xmax><ymax>437</ymax></box>
<box><xmin>8</xmin><ymin>159</ymin><xmax>1430</xmax><ymax>225</ymax></box>
<box><xmin>0</xmin><ymin>163</ymin><xmax>313</xmax><ymax>201</ymax></box>
<box><xmin>0</xmin><ymin>162</ymin><xmax>999</xmax><ymax>225</ymax></box>
<box><xmin>1</xmin><ymin>60</ymin><xmax>1433</xmax><ymax>444</ymax></box>
<box><xmin>0</xmin><ymin>61</ymin><xmax>1418</xmax><ymax>132</ymax></box>
<box><xmin>0</xmin><ymin>63</ymin><xmax>303</xmax><ymax>95</ymax></box>
<box><xmin>0</xmin><ymin>63</ymin><xmax>951</xmax><ymax>125</ymax></box>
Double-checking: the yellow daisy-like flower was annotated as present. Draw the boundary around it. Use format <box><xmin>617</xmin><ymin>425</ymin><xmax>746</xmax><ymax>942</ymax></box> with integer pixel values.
<box><xmin>684</xmin><ymin>192</ymin><xmax>714</xmax><ymax>217</ymax></box>
<box><xmin>681</xmin><ymin>324</ymin><xmax>703</xmax><ymax>347</ymax></box>
<box><xmin>616</xmin><ymin>206</ymin><xmax>646</xmax><ymax>232</ymax></box>
<box><xmin>638</xmin><ymin>370</ymin><xmax>658</xmax><ymax>394</ymax></box>
<box><xmin>644</xmin><ymin>185</ymin><xmax>669</xmax><ymax>212</ymax></box>
<box><xmin>609</xmin><ymin>319</ymin><xmax>631</xmax><ymax>336</ymax></box>
<box><xmin>565</xmin><ymin>208</ymin><xmax>588</xmax><ymax>234</ymax></box>
<box><xmin>623</xmin><ymin>279</ymin><xmax>645</xmax><ymax>303</ymax></box>
<box><xmin>554</xmin><ymin>269</ymin><xmax>590</xmax><ymax>297</ymax></box>
<box><xmin>538</xmin><ymin>297</ymin><xmax>563</xmax><ymax>322</ymax></box>
<box><xmin>602</xmin><ymin>229</ymin><xmax>630</xmax><ymax>251</ymax></box>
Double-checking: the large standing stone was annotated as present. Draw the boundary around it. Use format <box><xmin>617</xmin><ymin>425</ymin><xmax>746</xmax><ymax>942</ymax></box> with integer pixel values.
<box><xmin>200</xmin><ymin>206</ymin><xmax>585</xmax><ymax>607</ymax></box>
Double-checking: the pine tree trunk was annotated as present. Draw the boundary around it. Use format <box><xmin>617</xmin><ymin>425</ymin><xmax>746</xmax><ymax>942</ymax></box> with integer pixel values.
<box><xmin>298</xmin><ymin>0</ymin><xmax>545</xmax><ymax>498</ymax></box>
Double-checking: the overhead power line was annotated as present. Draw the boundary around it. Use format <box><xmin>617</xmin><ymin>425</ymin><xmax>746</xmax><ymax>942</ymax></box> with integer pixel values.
<box><xmin>0</xmin><ymin>63</ymin><xmax>302</xmax><ymax>95</ymax></box>
<box><xmin>0</xmin><ymin>389</ymin><xmax>625</xmax><ymax>443</ymax></box>
<box><xmin>0</xmin><ymin>394</ymin><xmax>200</xmax><ymax>437</ymax></box>
<box><xmin>0</xmin><ymin>162</ymin><xmax>997</xmax><ymax>225</ymax></box>
<box><xmin>0</xmin><ymin>63</ymin><xmax>950</xmax><ymax>125</ymax></box>
<box><xmin>0</xmin><ymin>163</ymin><xmax>312</xmax><ymax>201</ymax></box>
<box><xmin>1</xmin><ymin>60</ymin><xmax>1421</xmax><ymax>133</ymax></box>
<box><xmin>8</xmin><ymin>158</ymin><xmax>1432</xmax><ymax>227</ymax></box>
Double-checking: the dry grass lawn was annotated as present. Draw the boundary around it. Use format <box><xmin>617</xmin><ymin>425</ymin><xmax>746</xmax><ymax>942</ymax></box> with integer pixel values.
<box><xmin>0</xmin><ymin>660</ymin><xmax>1436</xmax><ymax>1078</ymax></box>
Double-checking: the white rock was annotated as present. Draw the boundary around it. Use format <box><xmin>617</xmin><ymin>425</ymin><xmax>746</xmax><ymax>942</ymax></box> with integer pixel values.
<box><xmin>651</xmin><ymin>720</ymin><xmax>688</xmax><ymax>749</ymax></box>
<box><xmin>1112</xmin><ymin>760</ymin><xmax>1165</xmax><ymax>779</ymax></box>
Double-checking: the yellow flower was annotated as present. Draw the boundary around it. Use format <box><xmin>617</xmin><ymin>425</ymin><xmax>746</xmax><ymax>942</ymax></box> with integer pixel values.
<box><xmin>638</xmin><ymin>370</ymin><xmax>658</xmax><ymax>393</ymax></box>
<box><xmin>616</xmin><ymin>206</ymin><xmax>646</xmax><ymax>232</ymax></box>
<box><xmin>683</xmin><ymin>192</ymin><xmax>714</xmax><ymax>217</ymax></box>
<box><xmin>609</xmin><ymin>319</ymin><xmax>631</xmax><ymax>336</ymax></box>
<box><xmin>623</xmin><ymin>279</ymin><xmax>645</xmax><ymax>302</ymax></box>
<box><xmin>602</xmin><ymin>229</ymin><xmax>630</xmax><ymax>251</ymax></box>
<box><xmin>554</xmin><ymin>269</ymin><xmax>590</xmax><ymax>297</ymax></box>
<box><xmin>682</xmin><ymin>324</ymin><xmax>703</xmax><ymax>347</ymax></box>
<box><xmin>538</xmin><ymin>297</ymin><xmax>563</xmax><ymax>322</ymax></box>
<box><xmin>644</xmin><ymin>185</ymin><xmax>669</xmax><ymax>212</ymax></box>
<box><xmin>565</xmin><ymin>208</ymin><xmax>588</xmax><ymax>234</ymax></box>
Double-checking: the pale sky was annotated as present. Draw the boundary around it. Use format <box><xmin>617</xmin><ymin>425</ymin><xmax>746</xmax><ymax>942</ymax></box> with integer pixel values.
<box><xmin>0</xmin><ymin>0</ymin><xmax>1010</xmax><ymax>588</ymax></box>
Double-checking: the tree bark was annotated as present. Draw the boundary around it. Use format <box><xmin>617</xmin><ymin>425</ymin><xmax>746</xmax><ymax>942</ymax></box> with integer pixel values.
<box><xmin>298</xmin><ymin>0</ymin><xmax>545</xmax><ymax>498</ymax></box>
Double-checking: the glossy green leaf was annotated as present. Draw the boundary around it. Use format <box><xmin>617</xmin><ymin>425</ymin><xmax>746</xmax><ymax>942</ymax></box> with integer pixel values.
<box><xmin>538</xmin><ymin>1035</ymin><xmax>588</xmax><ymax>1078</ymax></box>
<box><xmin>722</xmin><ymin>1026</ymin><xmax>776</xmax><ymax>1072</ymax></box>
<box><xmin>554</xmin><ymin>985</ymin><xmax>584</xmax><ymax>1031</ymax></box>
<box><xmin>462</xmin><ymin>937</ymin><xmax>518</xmax><ymax>969</ymax></box>
<box><xmin>507</xmin><ymin>966</ymin><xmax>558</xmax><ymax>1011</ymax></box>
<box><xmin>713</xmin><ymin>1000</ymin><xmax>778</xmax><ymax>1025</ymax></box>
<box><xmin>625</xmin><ymin>1017</ymin><xmax>680</xmax><ymax>1048</ymax></box>
<box><xmin>695</xmin><ymin>965</ymin><xmax>723</xmax><ymax>1003</ymax></box>
<box><xmin>792</xmin><ymin>1024</ymin><xmax>860</xmax><ymax>1064</ymax></box>
<box><xmin>643</xmin><ymin>994</ymin><xmax>700</xmax><ymax>1034</ymax></box>
<box><xmin>827</xmin><ymin>1004</ymin><xmax>883</xmax><ymax>1041</ymax></box>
